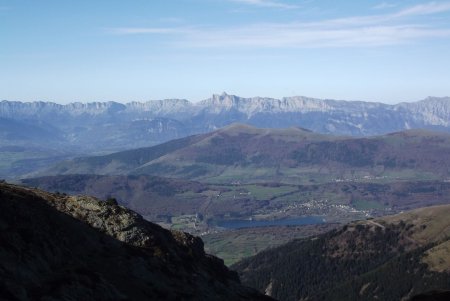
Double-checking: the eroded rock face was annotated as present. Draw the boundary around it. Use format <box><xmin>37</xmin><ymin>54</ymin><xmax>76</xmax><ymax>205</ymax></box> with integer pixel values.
<box><xmin>0</xmin><ymin>182</ymin><xmax>272</xmax><ymax>301</ymax></box>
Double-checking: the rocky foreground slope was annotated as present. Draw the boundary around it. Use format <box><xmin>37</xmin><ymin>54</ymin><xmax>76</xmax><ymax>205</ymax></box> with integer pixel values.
<box><xmin>0</xmin><ymin>182</ymin><xmax>272</xmax><ymax>301</ymax></box>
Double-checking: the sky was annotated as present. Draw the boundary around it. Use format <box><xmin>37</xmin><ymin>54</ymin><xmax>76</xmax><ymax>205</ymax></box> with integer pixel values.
<box><xmin>1</xmin><ymin>0</ymin><xmax>450</xmax><ymax>104</ymax></box>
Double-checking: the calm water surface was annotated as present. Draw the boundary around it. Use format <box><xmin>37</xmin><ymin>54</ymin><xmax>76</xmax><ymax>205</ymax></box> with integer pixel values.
<box><xmin>217</xmin><ymin>216</ymin><xmax>325</xmax><ymax>229</ymax></box>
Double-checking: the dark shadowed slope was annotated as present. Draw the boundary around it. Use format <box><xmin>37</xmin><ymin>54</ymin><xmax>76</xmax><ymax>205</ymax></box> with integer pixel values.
<box><xmin>233</xmin><ymin>205</ymin><xmax>450</xmax><ymax>301</ymax></box>
<box><xmin>0</xmin><ymin>182</ymin><xmax>273</xmax><ymax>301</ymax></box>
<box><xmin>409</xmin><ymin>291</ymin><xmax>450</xmax><ymax>301</ymax></box>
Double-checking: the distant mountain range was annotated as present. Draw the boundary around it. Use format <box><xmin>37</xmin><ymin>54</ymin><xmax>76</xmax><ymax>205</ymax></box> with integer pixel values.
<box><xmin>2</xmin><ymin>93</ymin><xmax>449</xmax><ymax>179</ymax></box>
<box><xmin>2</xmin><ymin>93</ymin><xmax>450</xmax><ymax>153</ymax></box>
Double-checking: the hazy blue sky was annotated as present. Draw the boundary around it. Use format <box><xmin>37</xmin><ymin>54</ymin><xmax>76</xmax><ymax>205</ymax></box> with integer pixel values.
<box><xmin>1</xmin><ymin>0</ymin><xmax>450</xmax><ymax>104</ymax></box>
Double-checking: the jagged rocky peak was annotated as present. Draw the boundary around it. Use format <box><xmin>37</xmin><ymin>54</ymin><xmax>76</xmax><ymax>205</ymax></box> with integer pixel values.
<box><xmin>0</xmin><ymin>100</ymin><xmax>62</xmax><ymax>117</ymax></box>
<box><xmin>396</xmin><ymin>96</ymin><xmax>450</xmax><ymax>126</ymax></box>
<box><xmin>203</xmin><ymin>92</ymin><xmax>242</xmax><ymax>107</ymax></box>
<box><xmin>65</xmin><ymin>101</ymin><xmax>127</xmax><ymax>115</ymax></box>
<box><xmin>200</xmin><ymin>92</ymin><xmax>288</xmax><ymax>115</ymax></box>
<box><xmin>126</xmin><ymin>98</ymin><xmax>193</xmax><ymax>114</ymax></box>
<box><xmin>0</xmin><ymin>99</ymin><xmax>127</xmax><ymax>117</ymax></box>
<box><xmin>280</xmin><ymin>96</ymin><xmax>333</xmax><ymax>112</ymax></box>
<box><xmin>396</xmin><ymin>96</ymin><xmax>450</xmax><ymax>110</ymax></box>
<box><xmin>420</xmin><ymin>96</ymin><xmax>450</xmax><ymax>104</ymax></box>
<box><xmin>199</xmin><ymin>92</ymin><xmax>369</xmax><ymax>114</ymax></box>
<box><xmin>2</xmin><ymin>94</ymin><xmax>450</xmax><ymax>118</ymax></box>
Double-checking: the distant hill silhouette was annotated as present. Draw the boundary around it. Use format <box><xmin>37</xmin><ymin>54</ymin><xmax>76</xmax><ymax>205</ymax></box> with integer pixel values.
<box><xmin>42</xmin><ymin>124</ymin><xmax>450</xmax><ymax>184</ymax></box>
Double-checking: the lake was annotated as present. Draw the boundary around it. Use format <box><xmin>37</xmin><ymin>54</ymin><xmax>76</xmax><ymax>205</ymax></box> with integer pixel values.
<box><xmin>217</xmin><ymin>216</ymin><xmax>325</xmax><ymax>229</ymax></box>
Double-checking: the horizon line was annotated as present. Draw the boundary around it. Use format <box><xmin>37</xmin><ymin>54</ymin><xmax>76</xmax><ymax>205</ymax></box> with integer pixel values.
<box><xmin>1</xmin><ymin>93</ymin><xmax>449</xmax><ymax>106</ymax></box>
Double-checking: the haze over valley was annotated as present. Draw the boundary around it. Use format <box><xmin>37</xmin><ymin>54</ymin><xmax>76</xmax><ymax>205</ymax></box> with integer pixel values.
<box><xmin>2</xmin><ymin>93</ymin><xmax>450</xmax><ymax>180</ymax></box>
